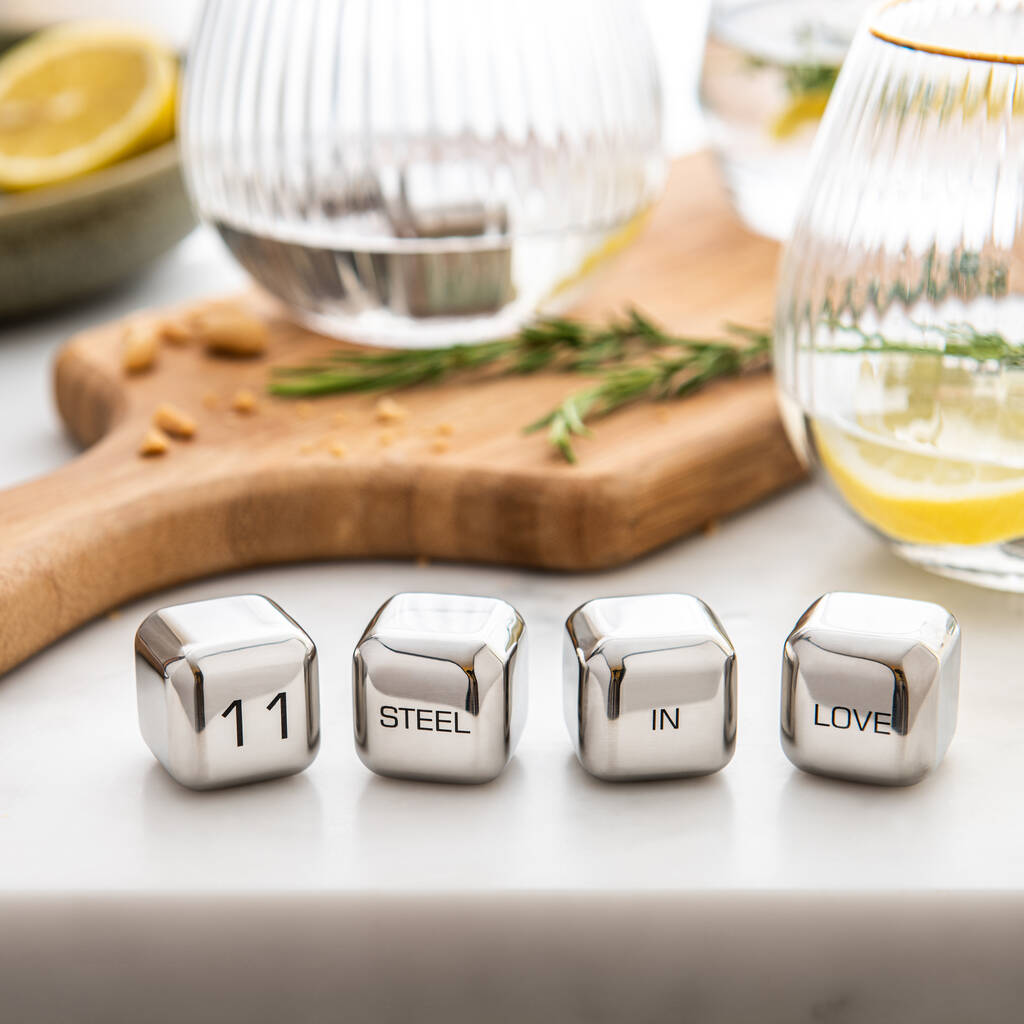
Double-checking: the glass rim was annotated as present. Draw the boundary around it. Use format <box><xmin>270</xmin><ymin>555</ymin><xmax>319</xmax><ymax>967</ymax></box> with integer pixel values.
<box><xmin>869</xmin><ymin>0</ymin><xmax>1024</xmax><ymax>65</ymax></box>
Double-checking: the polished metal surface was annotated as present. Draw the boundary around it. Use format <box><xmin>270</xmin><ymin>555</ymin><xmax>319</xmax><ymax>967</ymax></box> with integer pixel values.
<box><xmin>780</xmin><ymin>592</ymin><xmax>960</xmax><ymax>786</ymax></box>
<box><xmin>353</xmin><ymin>592</ymin><xmax>526</xmax><ymax>783</ymax></box>
<box><xmin>564</xmin><ymin>594</ymin><xmax>737</xmax><ymax>781</ymax></box>
<box><xmin>135</xmin><ymin>595</ymin><xmax>320</xmax><ymax>790</ymax></box>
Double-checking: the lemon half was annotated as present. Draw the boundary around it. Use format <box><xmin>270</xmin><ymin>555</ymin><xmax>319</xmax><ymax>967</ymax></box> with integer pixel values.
<box><xmin>0</xmin><ymin>22</ymin><xmax>176</xmax><ymax>191</ymax></box>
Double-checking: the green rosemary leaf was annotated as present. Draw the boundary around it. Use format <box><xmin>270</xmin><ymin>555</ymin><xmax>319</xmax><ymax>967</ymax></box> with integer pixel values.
<box><xmin>783</xmin><ymin>61</ymin><xmax>838</xmax><ymax>98</ymax></box>
<box><xmin>744</xmin><ymin>54</ymin><xmax>839</xmax><ymax>100</ymax></box>
<box><xmin>828</xmin><ymin>321</ymin><xmax>1024</xmax><ymax>365</ymax></box>
<box><xmin>548</xmin><ymin>414</ymin><xmax>578</xmax><ymax>464</ymax></box>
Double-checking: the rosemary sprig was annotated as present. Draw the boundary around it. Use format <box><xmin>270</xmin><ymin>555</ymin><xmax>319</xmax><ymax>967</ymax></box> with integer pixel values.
<box><xmin>270</xmin><ymin>309</ymin><xmax>674</xmax><ymax>397</ymax></box>
<box><xmin>269</xmin><ymin>311</ymin><xmax>771</xmax><ymax>462</ymax></box>
<box><xmin>525</xmin><ymin>326</ymin><xmax>771</xmax><ymax>462</ymax></box>
<box><xmin>781</xmin><ymin>61</ymin><xmax>839</xmax><ymax>98</ymax></box>
<box><xmin>830</xmin><ymin>321</ymin><xmax>1024</xmax><ymax>365</ymax></box>
<box><xmin>743</xmin><ymin>21</ymin><xmax>842</xmax><ymax>100</ymax></box>
<box><xmin>745</xmin><ymin>54</ymin><xmax>839</xmax><ymax>99</ymax></box>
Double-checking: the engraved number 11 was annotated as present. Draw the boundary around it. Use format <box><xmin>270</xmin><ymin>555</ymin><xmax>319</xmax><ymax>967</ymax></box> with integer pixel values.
<box><xmin>221</xmin><ymin>692</ymin><xmax>288</xmax><ymax>747</ymax></box>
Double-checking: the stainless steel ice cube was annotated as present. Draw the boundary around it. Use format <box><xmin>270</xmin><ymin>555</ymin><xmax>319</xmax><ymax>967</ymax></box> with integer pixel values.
<box><xmin>353</xmin><ymin>592</ymin><xmax>527</xmax><ymax>783</ymax></box>
<box><xmin>780</xmin><ymin>592</ymin><xmax>960</xmax><ymax>786</ymax></box>
<box><xmin>564</xmin><ymin>594</ymin><xmax>737</xmax><ymax>781</ymax></box>
<box><xmin>135</xmin><ymin>594</ymin><xmax>320</xmax><ymax>790</ymax></box>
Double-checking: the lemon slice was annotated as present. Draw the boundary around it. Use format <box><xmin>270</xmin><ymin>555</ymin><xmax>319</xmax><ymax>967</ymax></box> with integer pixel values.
<box><xmin>0</xmin><ymin>22</ymin><xmax>176</xmax><ymax>191</ymax></box>
<box><xmin>545</xmin><ymin>207</ymin><xmax>652</xmax><ymax>301</ymax></box>
<box><xmin>814</xmin><ymin>417</ymin><xmax>1024</xmax><ymax>547</ymax></box>
<box><xmin>769</xmin><ymin>89</ymin><xmax>831</xmax><ymax>140</ymax></box>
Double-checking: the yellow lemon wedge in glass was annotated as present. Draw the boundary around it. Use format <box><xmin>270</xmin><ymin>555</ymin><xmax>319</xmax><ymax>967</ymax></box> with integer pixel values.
<box><xmin>0</xmin><ymin>22</ymin><xmax>177</xmax><ymax>191</ymax></box>
<box><xmin>814</xmin><ymin>412</ymin><xmax>1024</xmax><ymax>547</ymax></box>
<box><xmin>769</xmin><ymin>89</ymin><xmax>832</xmax><ymax>140</ymax></box>
<box><xmin>546</xmin><ymin>207</ymin><xmax>652</xmax><ymax>301</ymax></box>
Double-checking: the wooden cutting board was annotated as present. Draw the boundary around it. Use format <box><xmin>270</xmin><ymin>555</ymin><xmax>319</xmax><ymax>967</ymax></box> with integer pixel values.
<box><xmin>0</xmin><ymin>152</ymin><xmax>804</xmax><ymax>676</ymax></box>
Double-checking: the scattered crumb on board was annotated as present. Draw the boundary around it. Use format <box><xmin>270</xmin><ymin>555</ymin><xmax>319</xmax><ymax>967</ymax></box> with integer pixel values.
<box><xmin>117</xmin><ymin>302</ymin><xmax>501</xmax><ymax>463</ymax></box>
<box><xmin>159</xmin><ymin>317</ymin><xmax>193</xmax><ymax>346</ymax></box>
<box><xmin>139</xmin><ymin>427</ymin><xmax>170</xmax><ymax>456</ymax></box>
<box><xmin>193</xmin><ymin>304</ymin><xmax>269</xmax><ymax>357</ymax></box>
<box><xmin>231</xmin><ymin>389</ymin><xmax>258</xmax><ymax>414</ymax></box>
<box><xmin>153</xmin><ymin>402</ymin><xmax>196</xmax><ymax>439</ymax></box>
<box><xmin>121</xmin><ymin>321</ymin><xmax>160</xmax><ymax>373</ymax></box>
<box><xmin>374</xmin><ymin>397</ymin><xmax>408</xmax><ymax>424</ymax></box>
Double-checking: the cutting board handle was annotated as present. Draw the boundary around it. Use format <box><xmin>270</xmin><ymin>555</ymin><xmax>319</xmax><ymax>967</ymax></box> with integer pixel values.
<box><xmin>0</xmin><ymin>429</ymin><xmax>397</xmax><ymax>676</ymax></box>
<box><xmin>0</xmin><ymin>438</ymin><xmax>224</xmax><ymax>676</ymax></box>
<box><xmin>1</xmin><ymin>441</ymin><xmax>141</xmax><ymax>673</ymax></box>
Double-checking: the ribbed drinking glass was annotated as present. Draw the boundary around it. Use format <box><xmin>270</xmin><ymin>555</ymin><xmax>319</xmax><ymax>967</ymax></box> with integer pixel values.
<box><xmin>181</xmin><ymin>0</ymin><xmax>665</xmax><ymax>347</ymax></box>
<box><xmin>700</xmin><ymin>0</ymin><xmax>871</xmax><ymax>240</ymax></box>
<box><xmin>775</xmin><ymin>0</ymin><xmax>1024</xmax><ymax>590</ymax></box>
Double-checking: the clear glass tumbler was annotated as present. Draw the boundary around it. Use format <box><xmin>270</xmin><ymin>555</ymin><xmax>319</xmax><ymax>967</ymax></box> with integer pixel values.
<box><xmin>775</xmin><ymin>0</ymin><xmax>1024</xmax><ymax>591</ymax></box>
<box><xmin>700</xmin><ymin>0</ymin><xmax>870</xmax><ymax>240</ymax></box>
<box><xmin>181</xmin><ymin>0</ymin><xmax>665</xmax><ymax>347</ymax></box>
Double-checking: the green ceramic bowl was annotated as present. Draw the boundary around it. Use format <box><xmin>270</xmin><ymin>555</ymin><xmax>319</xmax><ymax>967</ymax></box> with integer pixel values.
<box><xmin>0</xmin><ymin>140</ymin><xmax>196</xmax><ymax>319</ymax></box>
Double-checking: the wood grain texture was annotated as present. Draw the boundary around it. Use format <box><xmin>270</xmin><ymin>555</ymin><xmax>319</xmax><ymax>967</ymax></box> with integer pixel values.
<box><xmin>0</xmin><ymin>152</ymin><xmax>805</xmax><ymax>676</ymax></box>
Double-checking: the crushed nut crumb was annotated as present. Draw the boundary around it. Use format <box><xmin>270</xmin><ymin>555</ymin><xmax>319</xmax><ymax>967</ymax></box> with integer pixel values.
<box><xmin>328</xmin><ymin>441</ymin><xmax>348</xmax><ymax>458</ymax></box>
<box><xmin>121</xmin><ymin>321</ymin><xmax>160</xmax><ymax>374</ymax></box>
<box><xmin>193</xmin><ymin>304</ymin><xmax>269</xmax><ymax>358</ymax></box>
<box><xmin>231</xmin><ymin>389</ymin><xmax>258</xmax><ymax>414</ymax></box>
<box><xmin>430</xmin><ymin>439</ymin><xmax>450</xmax><ymax>454</ymax></box>
<box><xmin>159</xmin><ymin>317</ymin><xmax>193</xmax><ymax>346</ymax></box>
<box><xmin>374</xmin><ymin>397</ymin><xmax>409</xmax><ymax>423</ymax></box>
<box><xmin>153</xmin><ymin>402</ymin><xmax>197</xmax><ymax>439</ymax></box>
<box><xmin>378</xmin><ymin>429</ymin><xmax>398</xmax><ymax>447</ymax></box>
<box><xmin>435</xmin><ymin>422</ymin><xmax>455</xmax><ymax>436</ymax></box>
<box><xmin>331</xmin><ymin>411</ymin><xmax>350</xmax><ymax>427</ymax></box>
<box><xmin>139</xmin><ymin>427</ymin><xmax>170</xmax><ymax>457</ymax></box>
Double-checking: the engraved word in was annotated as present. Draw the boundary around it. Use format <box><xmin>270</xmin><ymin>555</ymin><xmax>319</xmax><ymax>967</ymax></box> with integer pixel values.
<box><xmin>651</xmin><ymin>707</ymin><xmax>681</xmax><ymax>731</ymax></box>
